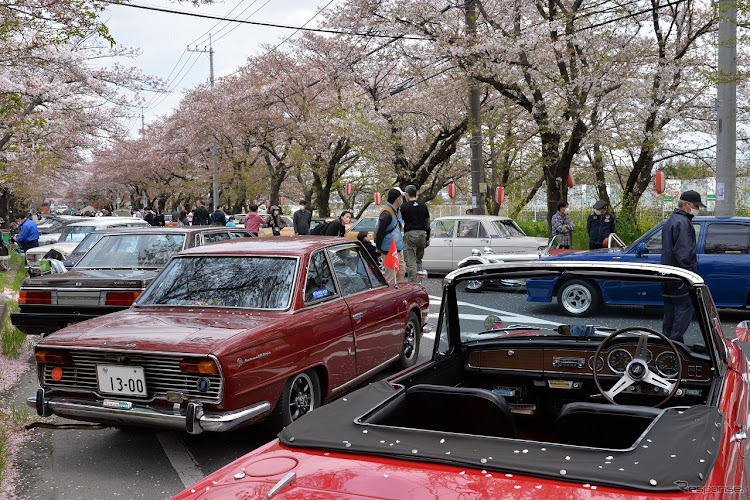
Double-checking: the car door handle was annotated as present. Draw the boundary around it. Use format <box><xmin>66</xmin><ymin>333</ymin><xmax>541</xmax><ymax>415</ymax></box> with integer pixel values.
<box><xmin>352</xmin><ymin>313</ymin><xmax>363</xmax><ymax>321</ymax></box>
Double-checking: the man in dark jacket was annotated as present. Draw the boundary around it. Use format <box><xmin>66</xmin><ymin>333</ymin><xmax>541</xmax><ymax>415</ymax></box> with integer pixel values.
<box><xmin>661</xmin><ymin>190</ymin><xmax>704</xmax><ymax>343</ymax></box>
<box><xmin>400</xmin><ymin>184</ymin><xmax>430</xmax><ymax>282</ymax></box>
<box><xmin>210</xmin><ymin>206</ymin><xmax>227</xmax><ymax>226</ymax></box>
<box><xmin>293</xmin><ymin>200</ymin><xmax>312</xmax><ymax>235</ymax></box>
<box><xmin>192</xmin><ymin>200</ymin><xmax>210</xmax><ymax>226</ymax></box>
<box><xmin>587</xmin><ymin>199</ymin><xmax>616</xmax><ymax>249</ymax></box>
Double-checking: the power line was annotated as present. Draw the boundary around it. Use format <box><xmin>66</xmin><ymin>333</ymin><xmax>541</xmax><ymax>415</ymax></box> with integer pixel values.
<box><xmin>102</xmin><ymin>0</ymin><xmax>428</xmax><ymax>40</ymax></box>
<box><xmin>212</xmin><ymin>0</ymin><xmax>272</xmax><ymax>45</ymax></box>
<box><xmin>189</xmin><ymin>0</ymin><xmax>256</xmax><ymax>47</ymax></box>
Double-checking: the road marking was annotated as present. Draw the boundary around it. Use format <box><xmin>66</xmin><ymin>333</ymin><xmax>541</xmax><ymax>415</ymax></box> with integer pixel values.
<box><xmin>430</xmin><ymin>294</ymin><xmax>559</xmax><ymax>326</ymax></box>
<box><xmin>156</xmin><ymin>431</ymin><xmax>205</xmax><ymax>488</ymax></box>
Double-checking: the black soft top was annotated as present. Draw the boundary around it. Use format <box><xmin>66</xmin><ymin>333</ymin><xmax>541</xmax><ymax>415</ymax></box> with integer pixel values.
<box><xmin>279</xmin><ymin>381</ymin><xmax>722</xmax><ymax>492</ymax></box>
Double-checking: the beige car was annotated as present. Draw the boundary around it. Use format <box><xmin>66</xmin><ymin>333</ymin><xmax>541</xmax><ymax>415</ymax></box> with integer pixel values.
<box><xmin>25</xmin><ymin>217</ymin><xmax>149</xmax><ymax>275</ymax></box>
<box><xmin>422</xmin><ymin>215</ymin><xmax>549</xmax><ymax>273</ymax></box>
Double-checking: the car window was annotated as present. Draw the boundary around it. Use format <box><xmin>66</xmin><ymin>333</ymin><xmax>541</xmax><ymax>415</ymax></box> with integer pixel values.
<box><xmin>72</xmin><ymin>233</ymin><xmax>105</xmax><ymax>255</ymax></box>
<box><xmin>431</xmin><ymin>220</ymin><xmax>455</xmax><ymax>238</ymax></box>
<box><xmin>330</xmin><ymin>247</ymin><xmax>373</xmax><ymax>295</ymax></box>
<box><xmin>203</xmin><ymin>232</ymin><xmax>231</xmax><ymax>244</ymax></box>
<box><xmin>77</xmin><ymin>234</ymin><xmax>187</xmax><ymax>268</ymax></box>
<box><xmin>496</xmin><ymin>220</ymin><xmax>526</xmax><ymax>237</ymax></box>
<box><xmin>457</xmin><ymin>220</ymin><xmax>481</xmax><ymax>238</ymax></box>
<box><xmin>352</xmin><ymin>217</ymin><xmax>378</xmax><ymax>233</ymax></box>
<box><xmin>139</xmin><ymin>256</ymin><xmax>296</xmax><ymax>309</ymax></box>
<box><xmin>230</xmin><ymin>231</ymin><xmax>250</xmax><ymax>239</ymax></box>
<box><xmin>643</xmin><ymin>224</ymin><xmax>701</xmax><ymax>254</ymax></box>
<box><xmin>59</xmin><ymin>225</ymin><xmax>95</xmax><ymax>242</ymax></box>
<box><xmin>304</xmin><ymin>250</ymin><xmax>337</xmax><ymax>303</ymax></box>
<box><xmin>705</xmin><ymin>223</ymin><xmax>750</xmax><ymax>254</ymax></box>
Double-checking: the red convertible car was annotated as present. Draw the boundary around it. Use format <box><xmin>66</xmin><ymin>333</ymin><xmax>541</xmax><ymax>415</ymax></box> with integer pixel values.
<box><xmin>174</xmin><ymin>261</ymin><xmax>749</xmax><ymax>498</ymax></box>
<box><xmin>29</xmin><ymin>237</ymin><xmax>429</xmax><ymax>433</ymax></box>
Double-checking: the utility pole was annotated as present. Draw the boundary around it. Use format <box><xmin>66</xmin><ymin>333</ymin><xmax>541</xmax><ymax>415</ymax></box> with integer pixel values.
<box><xmin>715</xmin><ymin>0</ymin><xmax>736</xmax><ymax>216</ymax></box>
<box><xmin>465</xmin><ymin>0</ymin><xmax>486</xmax><ymax>214</ymax></box>
<box><xmin>188</xmin><ymin>34</ymin><xmax>218</xmax><ymax>211</ymax></box>
<box><xmin>140</xmin><ymin>107</ymin><xmax>145</xmax><ymax>137</ymax></box>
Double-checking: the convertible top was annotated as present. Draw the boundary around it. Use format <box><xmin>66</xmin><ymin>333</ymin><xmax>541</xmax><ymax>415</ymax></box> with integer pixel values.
<box><xmin>279</xmin><ymin>380</ymin><xmax>722</xmax><ymax>492</ymax></box>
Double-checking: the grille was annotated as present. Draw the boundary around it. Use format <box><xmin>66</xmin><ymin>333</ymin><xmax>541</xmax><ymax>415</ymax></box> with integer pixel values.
<box><xmin>42</xmin><ymin>351</ymin><xmax>222</xmax><ymax>403</ymax></box>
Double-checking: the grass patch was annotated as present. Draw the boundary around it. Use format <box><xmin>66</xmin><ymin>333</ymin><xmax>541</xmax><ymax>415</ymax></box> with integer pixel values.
<box><xmin>0</xmin><ymin>251</ymin><xmax>27</xmax><ymax>292</ymax></box>
<box><xmin>0</xmin><ymin>405</ymin><xmax>31</xmax><ymax>491</ymax></box>
<box><xmin>1</xmin><ymin>316</ymin><xmax>25</xmax><ymax>359</ymax></box>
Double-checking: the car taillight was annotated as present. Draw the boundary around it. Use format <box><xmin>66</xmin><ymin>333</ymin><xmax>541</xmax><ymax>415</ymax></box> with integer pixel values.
<box><xmin>35</xmin><ymin>350</ymin><xmax>72</xmax><ymax>365</ymax></box>
<box><xmin>19</xmin><ymin>291</ymin><xmax>52</xmax><ymax>304</ymax></box>
<box><xmin>179</xmin><ymin>358</ymin><xmax>220</xmax><ymax>375</ymax></box>
<box><xmin>105</xmin><ymin>291</ymin><xmax>141</xmax><ymax>306</ymax></box>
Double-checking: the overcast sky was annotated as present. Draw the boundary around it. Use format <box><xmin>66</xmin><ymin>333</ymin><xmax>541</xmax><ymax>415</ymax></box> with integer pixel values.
<box><xmin>103</xmin><ymin>0</ymin><xmax>340</xmax><ymax>137</ymax></box>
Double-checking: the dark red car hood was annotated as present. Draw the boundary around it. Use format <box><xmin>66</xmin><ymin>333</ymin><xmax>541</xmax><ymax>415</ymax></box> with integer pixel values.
<box><xmin>36</xmin><ymin>308</ymin><xmax>280</xmax><ymax>354</ymax></box>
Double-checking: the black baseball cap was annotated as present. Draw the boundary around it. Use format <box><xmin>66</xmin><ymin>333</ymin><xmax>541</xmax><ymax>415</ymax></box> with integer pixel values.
<box><xmin>679</xmin><ymin>190</ymin><xmax>706</xmax><ymax>208</ymax></box>
<box><xmin>593</xmin><ymin>200</ymin><xmax>607</xmax><ymax>210</ymax></box>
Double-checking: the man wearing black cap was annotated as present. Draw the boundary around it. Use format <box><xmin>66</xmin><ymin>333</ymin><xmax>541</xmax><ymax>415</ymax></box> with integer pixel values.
<box><xmin>400</xmin><ymin>185</ymin><xmax>430</xmax><ymax>283</ymax></box>
<box><xmin>661</xmin><ymin>190</ymin><xmax>705</xmax><ymax>343</ymax></box>
<box><xmin>374</xmin><ymin>188</ymin><xmax>405</xmax><ymax>283</ymax></box>
<box><xmin>586</xmin><ymin>199</ymin><xmax>616</xmax><ymax>249</ymax></box>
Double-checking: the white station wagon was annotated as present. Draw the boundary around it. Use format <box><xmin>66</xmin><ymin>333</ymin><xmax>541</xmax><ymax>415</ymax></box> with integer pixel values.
<box><xmin>422</xmin><ymin>215</ymin><xmax>549</xmax><ymax>273</ymax></box>
<box><xmin>25</xmin><ymin>217</ymin><xmax>149</xmax><ymax>275</ymax></box>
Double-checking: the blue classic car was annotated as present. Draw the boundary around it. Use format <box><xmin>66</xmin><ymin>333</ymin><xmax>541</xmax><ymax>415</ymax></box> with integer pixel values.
<box><xmin>526</xmin><ymin>216</ymin><xmax>750</xmax><ymax>316</ymax></box>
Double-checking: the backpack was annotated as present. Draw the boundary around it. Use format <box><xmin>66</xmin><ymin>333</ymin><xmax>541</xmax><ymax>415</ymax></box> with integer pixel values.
<box><xmin>310</xmin><ymin>221</ymin><xmax>331</xmax><ymax>235</ymax></box>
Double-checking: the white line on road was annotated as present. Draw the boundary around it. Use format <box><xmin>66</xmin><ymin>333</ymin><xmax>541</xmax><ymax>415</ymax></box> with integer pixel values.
<box><xmin>156</xmin><ymin>431</ymin><xmax>205</xmax><ymax>488</ymax></box>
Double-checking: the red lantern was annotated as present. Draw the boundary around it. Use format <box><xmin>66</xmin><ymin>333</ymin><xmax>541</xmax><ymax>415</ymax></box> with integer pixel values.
<box><xmin>280</xmin><ymin>197</ymin><xmax>284</xmax><ymax>206</ymax></box>
<box><xmin>345</xmin><ymin>183</ymin><xmax>352</xmax><ymax>196</ymax></box>
<box><xmin>448</xmin><ymin>182</ymin><xmax>456</xmax><ymax>199</ymax></box>
<box><xmin>567</xmin><ymin>174</ymin><xmax>575</xmax><ymax>189</ymax></box>
<box><xmin>495</xmin><ymin>186</ymin><xmax>504</xmax><ymax>205</ymax></box>
<box><xmin>374</xmin><ymin>192</ymin><xmax>381</xmax><ymax>205</ymax></box>
<box><xmin>655</xmin><ymin>170</ymin><xmax>666</xmax><ymax>194</ymax></box>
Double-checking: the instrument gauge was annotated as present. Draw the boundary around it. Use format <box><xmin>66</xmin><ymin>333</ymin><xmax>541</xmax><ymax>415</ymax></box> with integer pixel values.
<box><xmin>655</xmin><ymin>352</ymin><xmax>680</xmax><ymax>378</ymax></box>
<box><xmin>607</xmin><ymin>349</ymin><xmax>632</xmax><ymax>374</ymax></box>
<box><xmin>588</xmin><ymin>356</ymin><xmax>604</xmax><ymax>372</ymax></box>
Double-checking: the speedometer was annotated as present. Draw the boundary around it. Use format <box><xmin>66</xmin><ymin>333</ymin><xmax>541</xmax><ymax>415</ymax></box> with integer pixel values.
<box><xmin>656</xmin><ymin>352</ymin><xmax>680</xmax><ymax>378</ymax></box>
<box><xmin>607</xmin><ymin>349</ymin><xmax>632</xmax><ymax>374</ymax></box>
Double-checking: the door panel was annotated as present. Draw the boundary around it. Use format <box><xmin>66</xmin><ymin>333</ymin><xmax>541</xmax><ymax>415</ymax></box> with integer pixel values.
<box><xmin>423</xmin><ymin>220</ymin><xmax>456</xmax><ymax>272</ymax></box>
<box><xmin>699</xmin><ymin>223</ymin><xmax>750</xmax><ymax>307</ymax></box>
<box><xmin>452</xmin><ymin>220</ymin><xmax>489</xmax><ymax>267</ymax></box>
<box><xmin>330</xmin><ymin>247</ymin><xmax>402</xmax><ymax>374</ymax></box>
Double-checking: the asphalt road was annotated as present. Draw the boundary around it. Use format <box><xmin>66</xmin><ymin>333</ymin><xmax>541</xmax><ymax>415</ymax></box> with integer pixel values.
<box><xmin>10</xmin><ymin>277</ymin><xmax>750</xmax><ymax>499</ymax></box>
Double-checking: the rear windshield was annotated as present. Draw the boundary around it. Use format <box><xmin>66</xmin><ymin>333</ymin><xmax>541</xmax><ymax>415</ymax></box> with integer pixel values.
<box><xmin>77</xmin><ymin>234</ymin><xmax>186</xmax><ymax>268</ymax></box>
<box><xmin>137</xmin><ymin>256</ymin><xmax>297</xmax><ymax>310</ymax></box>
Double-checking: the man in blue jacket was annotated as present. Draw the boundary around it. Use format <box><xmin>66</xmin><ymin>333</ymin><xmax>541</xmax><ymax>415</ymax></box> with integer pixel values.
<box><xmin>661</xmin><ymin>190</ymin><xmax>704</xmax><ymax>343</ymax></box>
<box><xmin>374</xmin><ymin>188</ymin><xmax>405</xmax><ymax>283</ymax></box>
<box><xmin>587</xmin><ymin>199</ymin><xmax>616</xmax><ymax>249</ymax></box>
<box><xmin>13</xmin><ymin>214</ymin><xmax>39</xmax><ymax>251</ymax></box>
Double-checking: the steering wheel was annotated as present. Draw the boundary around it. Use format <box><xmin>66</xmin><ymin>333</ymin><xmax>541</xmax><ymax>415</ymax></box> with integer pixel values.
<box><xmin>593</xmin><ymin>326</ymin><xmax>682</xmax><ymax>407</ymax></box>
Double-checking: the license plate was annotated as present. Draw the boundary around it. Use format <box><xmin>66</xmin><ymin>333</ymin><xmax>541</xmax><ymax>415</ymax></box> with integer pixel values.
<box><xmin>96</xmin><ymin>365</ymin><xmax>147</xmax><ymax>397</ymax></box>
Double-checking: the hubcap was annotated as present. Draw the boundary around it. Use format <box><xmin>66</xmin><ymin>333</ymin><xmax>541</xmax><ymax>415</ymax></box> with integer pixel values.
<box><xmin>403</xmin><ymin>321</ymin><xmax>416</xmax><ymax>359</ymax></box>
<box><xmin>467</xmin><ymin>279</ymin><xmax>483</xmax><ymax>290</ymax></box>
<box><xmin>562</xmin><ymin>284</ymin><xmax>592</xmax><ymax>314</ymax></box>
<box><xmin>289</xmin><ymin>375</ymin><xmax>313</xmax><ymax>420</ymax></box>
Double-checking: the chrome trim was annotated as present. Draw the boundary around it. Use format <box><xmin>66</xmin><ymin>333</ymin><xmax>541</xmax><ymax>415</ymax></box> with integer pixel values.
<box><xmin>28</xmin><ymin>395</ymin><xmax>270</xmax><ymax>433</ymax></box>
<box><xmin>330</xmin><ymin>354</ymin><xmax>400</xmax><ymax>395</ymax></box>
<box><xmin>445</xmin><ymin>261</ymin><xmax>706</xmax><ymax>286</ymax></box>
<box><xmin>36</xmin><ymin>348</ymin><xmax>225</xmax><ymax>405</ymax></box>
<box><xmin>21</xmin><ymin>287</ymin><xmax>144</xmax><ymax>292</ymax></box>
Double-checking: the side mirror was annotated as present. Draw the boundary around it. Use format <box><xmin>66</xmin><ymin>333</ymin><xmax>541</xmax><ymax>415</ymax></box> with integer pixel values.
<box><xmin>736</xmin><ymin>321</ymin><xmax>750</xmax><ymax>343</ymax></box>
<box><xmin>635</xmin><ymin>242</ymin><xmax>646</xmax><ymax>256</ymax></box>
<box><xmin>416</xmin><ymin>269</ymin><xmax>428</xmax><ymax>281</ymax></box>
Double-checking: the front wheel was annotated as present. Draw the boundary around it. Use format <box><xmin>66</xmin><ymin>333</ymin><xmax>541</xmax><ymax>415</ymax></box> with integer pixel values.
<box><xmin>396</xmin><ymin>311</ymin><xmax>421</xmax><ymax>370</ymax></box>
<box><xmin>557</xmin><ymin>279</ymin><xmax>601</xmax><ymax>317</ymax></box>
<box><xmin>275</xmin><ymin>370</ymin><xmax>321</xmax><ymax>427</ymax></box>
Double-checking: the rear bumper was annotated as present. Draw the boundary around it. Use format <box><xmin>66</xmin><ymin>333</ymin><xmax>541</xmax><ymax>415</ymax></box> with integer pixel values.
<box><xmin>28</xmin><ymin>389</ymin><xmax>271</xmax><ymax>434</ymax></box>
<box><xmin>10</xmin><ymin>311</ymin><xmax>100</xmax><ymax>335</ymax></box>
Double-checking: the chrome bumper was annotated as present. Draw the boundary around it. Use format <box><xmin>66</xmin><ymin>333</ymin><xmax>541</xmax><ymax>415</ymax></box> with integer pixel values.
<box><xmin>28</xmin><ymin>389</ymin><xmax>271</xmax><ymax>434</ymax></box>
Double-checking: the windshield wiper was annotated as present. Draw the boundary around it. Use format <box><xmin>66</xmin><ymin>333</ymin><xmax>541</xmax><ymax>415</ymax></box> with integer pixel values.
<box><xmin>476</xmin><ymin>325</ymin><xmax>558</xmax><ymax>335</ymax></box>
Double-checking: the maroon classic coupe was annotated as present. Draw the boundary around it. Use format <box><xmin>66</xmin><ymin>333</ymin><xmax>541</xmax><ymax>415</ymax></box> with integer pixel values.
<box><xmin>29</xmin><ymin>237</ymin><xmax>429</xmax><ymax>433</ymax></box>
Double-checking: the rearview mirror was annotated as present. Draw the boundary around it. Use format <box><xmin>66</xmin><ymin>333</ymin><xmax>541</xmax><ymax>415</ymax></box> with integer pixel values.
<box><xmin>736</xmin><ymin>321</ymin><xmax>749</xmax><ymax>343</ymax></box>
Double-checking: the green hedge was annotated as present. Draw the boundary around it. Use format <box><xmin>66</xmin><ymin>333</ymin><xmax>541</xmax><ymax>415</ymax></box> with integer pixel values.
<box><xmin>516</xmin><ymin>210</ymin><xmax>665</xmax><ymax>250</ymax></box>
